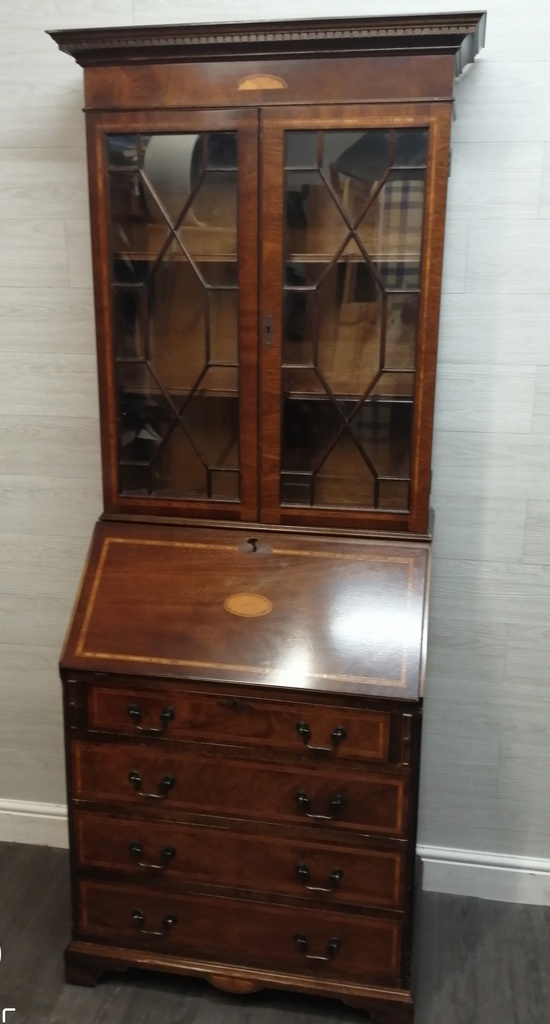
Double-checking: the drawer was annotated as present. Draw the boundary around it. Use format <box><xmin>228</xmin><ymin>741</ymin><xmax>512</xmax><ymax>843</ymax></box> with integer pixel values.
<box><xmin>87</xmin><ymin>685</ymin><xmax>395</xmax><ymax>765</ymax></box>
<box><xmin>72</xmin><ymin>742</ymin><xmax>408</xmax><ymax>837</ymax></box>
<box><xmin>78</xmin><ymin>880</ymin><xmax>403</xmax><ymax>984</ymax></box>
<box><xmin>74</xmin><ymin>810</ymin><xmax>406</xmax><ymax>910</ymax></box>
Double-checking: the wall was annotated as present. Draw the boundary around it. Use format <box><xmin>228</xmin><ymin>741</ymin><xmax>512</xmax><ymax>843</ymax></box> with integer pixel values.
<box><xmin>0</xmin><ymin>0</ymin><xmax>549</xmax><ymax>897</ymax></box>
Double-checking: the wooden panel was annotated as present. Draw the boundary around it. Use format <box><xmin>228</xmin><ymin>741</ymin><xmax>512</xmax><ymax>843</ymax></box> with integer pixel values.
<box><xmin>72</xmin><ymin>741</ymin><xmax>409</xmax><ymax>837</ymax></box>
<box><xmin>82</xmin><ymin>56</ymin><xmax>454</xmax><ymax>109</ymax></box>
<box><xmin>77</xmin><ymin>880</ymin><xmax>403</xmax><ymax>983</ymax></box>
<box><xmin>74</xmin><ymin>811</ymin><xmax>406</xmax><ymax>910</ymax></box>
<box><xmin>62</xmin><ymin>521</ymin><xmax>429</xmax><ymax>702</ymax></box>
<box><xmin>88</xmin><ymin>685</ymin><xmax>393</xmax><ymax>765</ymax></box>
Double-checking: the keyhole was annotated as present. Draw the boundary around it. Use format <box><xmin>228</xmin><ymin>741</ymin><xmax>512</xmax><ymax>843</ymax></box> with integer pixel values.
<box><xmin>248</xmin><ymin>538</ymin><xmax>258</xmax><ymax>553</ymax></box>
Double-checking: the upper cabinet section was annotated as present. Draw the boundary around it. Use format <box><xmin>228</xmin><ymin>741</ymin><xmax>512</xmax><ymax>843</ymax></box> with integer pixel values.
<box><xmin>49</xmin><ymin>13</ymin><xmax>486</xmax><ymax>535</ymax></box>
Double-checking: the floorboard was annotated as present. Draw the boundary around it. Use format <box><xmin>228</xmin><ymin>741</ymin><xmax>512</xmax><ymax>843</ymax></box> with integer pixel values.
<box><xmin>0</xmin><ymin>844</ymin><xmax>549</xmax><ymax>1024</ymax></box>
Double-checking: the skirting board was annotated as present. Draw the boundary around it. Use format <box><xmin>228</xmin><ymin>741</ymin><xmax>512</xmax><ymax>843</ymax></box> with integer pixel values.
<box><xmin>0</xmin><ymin>798</ymin><xmax>69</xmax><ymax>849</ymax></box>
<box><xmin>418</xmin><ymin>844</ymin><xmax>550</xmax><ymax>906</ymax></box>
<box><xmin>1</xmin><ymin>800</ymin><xmax>549</xmax><ymax>906</ymax></box>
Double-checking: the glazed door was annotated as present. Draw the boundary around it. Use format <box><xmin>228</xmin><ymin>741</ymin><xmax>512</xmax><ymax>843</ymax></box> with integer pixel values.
<box><xmin>90</xmin><ymin>108</ymin><xmax>259</xmax><ymax>520</ymax></box>
<box><xmin>259</xmin><ymin>105</ymin><xmax>451</xmax><ymax>534</ymax></box>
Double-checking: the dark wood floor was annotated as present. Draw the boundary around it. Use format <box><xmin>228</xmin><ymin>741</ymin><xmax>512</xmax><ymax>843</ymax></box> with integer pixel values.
<box><xmin>1</xmin><ymin>843</ymin><xmax>549</xmax><ymax>1024</ymax></box>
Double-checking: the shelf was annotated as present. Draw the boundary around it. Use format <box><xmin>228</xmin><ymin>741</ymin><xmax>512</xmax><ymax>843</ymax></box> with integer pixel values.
<box><xmin>117</xmin><ymin>364</ymin><xmax>239</xmax><ymax>397</ymax></box>
<box><xmin>282</xmin><ymin>366</ymin><xmax>414</xmax><ymax>400</ymax></box>
<box><xmin>112</xmin><ymin>222</ymin><xmax>237</xmax><ymax>264</ymax></box>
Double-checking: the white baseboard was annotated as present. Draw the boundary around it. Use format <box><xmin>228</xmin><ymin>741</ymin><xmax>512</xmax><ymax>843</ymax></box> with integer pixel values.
<box><xmin>0</xmin><ymin>801</ymin><xmax>549</xmax><ymax>906</ymax></box>
<box><xmin>0</xmin><ymin>798</ymin><xmax>68</xmax><ymax>848</ymax></box>
<box><xmin>418</xmin><ymin>843</ymin><xmax>550</xmax><ymax>906</ymax></box>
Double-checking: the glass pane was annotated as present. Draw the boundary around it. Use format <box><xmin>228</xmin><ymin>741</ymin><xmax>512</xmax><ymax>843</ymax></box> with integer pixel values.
<box><xmin>142</xmin><ymin>133</ymin><xmax>200</xmax><ymax>222</ymax></box>
<box><xmin>285</xmin><ymin>170</ymin><xmax>348</xmax><ymax>282</ymax></box>
<box><xmin>112</xmin><ymin>285</ymin><xmax>146</xmax><ymax>359</ymax></box>
<box><xmin>394</xmin><ymin>130</ymin><xmax>428</xmax><ymax>167</ymax></box>
<box><xmin>331</xmin><ymin>130</ymin><xmax>390</xmax><ymax>181</ymax></box>
<box><xmin>371</xmin><ymin>373</ymin><xmax>415</xmax><ymax>399</ymax></box>
<box><xmin>204</xmin><ymin>132</ymin><xmax>238</xmax><ymax>170</ymax></box>
<box><xmin>177</xmin><ymin>170</ymin><xmax>238</xmax><ymax>271</ymax></box>
<box><xmin>147</xmin><ymin>259</ymin><xmax>207</xmax><ymax>395</ymax></box>
<box><xmin>385</xmin><ymin>294</ymin><xmax>418</xmax><ymax>370</ymax></box>
<box><xmin>285</xmin><ymin>132</ymin><xmax>318</xmax><ymax>169</ymax></box>
<box><xmin>314</xmin><ymin>435</ymin><xmax>375</xmax><ymax>508</ymax></box>
<box><xmin>281</xmin><ymin>399</ymin><xmax>341</xmax><ymax>473</ymax></box>
<box><xmin>209</xmin><ymin>289</ymin><xmax>239</xmax><ymax>364</ymax></box>
<box><xmin>281</xmin><ymin>126</ymin><xmax>425</xmax><ymax>512</ymax></box>
<box><xmin>350</xmin><ymin>402</ymin><xmax>412</xmax><ymax>479</ymax></box>
<box><xmin>107</xmin><ymin>130</ymin><xmax>241</xmax><ymax>502</ymax></box>
<box><xmin>107</xmin><ymin>134</ymin><xmax>139</xmax><ymax>168</ymax></box>
<box><xmin>119</xmin><ymin>464</ymin><xmax>151</xmax><ymax>494</ymax></box>
<box><xmin>117</xmin><ymin>364</ymin><xmax>173</xmax><ymax>465</ymax></box>
<box><xmin>281</xmin><ymin>473</ymin><xmax>313</xmax><ymax>504</ymax></box>
<box><xmin>181</xmin><ymin>395</ymin><xmax>239</xmax><ymax>470</ymax></box>
<box><xmin>152</xmin><ymin>424</ymin><xmax>207</xmax><ymax>498</ymax></box>
<box><xmin>378</xmin><ymin>479</ymin><xmax>409</xmax><ymax>510</ymax></box>
<box><xmin>211</xmin><ymin>470</ymin><xmax>239</xmax><ymax>500</ymax></box>
<box><xmin>283</xmin><ymin>366</ymin><xmax>325</xmax><ymax>397</ymax></box>
<box><xmin>315</xmin><ymin>255</ymin><xmax>381</xmax><ymax>396</ymax></box>
<box><xmin>282</xmin><ymin>288</ymin><xmax>314</xmax><ymax>365</ymax></box>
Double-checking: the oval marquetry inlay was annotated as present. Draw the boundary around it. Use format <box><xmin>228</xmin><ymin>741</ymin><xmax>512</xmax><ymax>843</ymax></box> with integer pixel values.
<box><xmin>224</xmin><ymin>593</ymin><xmax>273</xmax><ymax>617</ymax></box>
<box><xmin>237</xmin><ymin>74</ymin><xmax>287</xmax><ymax>90</ymax></box>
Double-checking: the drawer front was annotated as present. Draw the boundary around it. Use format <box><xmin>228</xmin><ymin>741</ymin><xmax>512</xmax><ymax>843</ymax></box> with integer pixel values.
<box><xmin>72</xmin><ymin>742</ymin><xmax>408</xmax><ymax>837</ymax></box>
<box><xmin>74</xmin><ymin>811</ymin><xmax>406</xmax><ymax>910</ymax></box>
<box><xmin>78</xmin><ymin>880</ymin><xmax>403</xmax><ymax>983</ymax></box>
<box><xmin>88</xmin><ymin>686</ymin><xmax>393</xmax><ymax>764</ymax></box>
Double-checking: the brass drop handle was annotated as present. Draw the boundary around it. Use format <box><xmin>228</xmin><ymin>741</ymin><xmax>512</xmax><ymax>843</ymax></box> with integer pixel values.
<box><xmin>295</xmin><ymin>863</ymin><xmax>344</xmax><ymax>892</ymax></box>
<box><xmin>129</xmin><ymin>842</ymin><xmax>176</xmax><ymax>870</ymax></box>
<box><xmin>131</xmin><ymin>909</ymin><xmax>177</xmax><ymax>937</ymax></box>
<box><xmin>128</xmin><ymin>771</ymin><xmax>176</xmax><ymax>799</ymax></box>
<box><xmin>294</xmin><ymin>934</ymin><xmax>341</xmax><ymax>961</ymax></box>
<box><xmin>127</xmin><ymin>703</ymin><xmax>175</xmax><ymax>734</ymax></box>
<box><xmin>295</xmin><ymin>791</ymin><xmax>345</xmax><ymax>820</ymax></box>
<box><xmin>295</xmin><ymin>721</ymin><xmax>347</xmax><ymax>753</ymax></box>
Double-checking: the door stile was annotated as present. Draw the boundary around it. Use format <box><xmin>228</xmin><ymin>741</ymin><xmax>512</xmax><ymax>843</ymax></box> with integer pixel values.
<box><xmin>259</xmin><ymin>116</ymin><xmax>285</xmax><ymax>524</ymax></box>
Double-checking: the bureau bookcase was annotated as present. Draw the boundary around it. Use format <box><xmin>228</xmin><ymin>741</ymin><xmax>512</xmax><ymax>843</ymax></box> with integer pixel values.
<box><xmin>49</xmin><ymin>13</ymin><xmax>486</xmax><ymax>1023</ymax></box>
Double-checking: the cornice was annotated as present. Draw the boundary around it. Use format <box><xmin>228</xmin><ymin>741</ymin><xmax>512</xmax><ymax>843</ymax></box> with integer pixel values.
<box><xmin>47</xmin><ymin>12</ymin><xmax>486</xmax><ymax>74</ymax></box>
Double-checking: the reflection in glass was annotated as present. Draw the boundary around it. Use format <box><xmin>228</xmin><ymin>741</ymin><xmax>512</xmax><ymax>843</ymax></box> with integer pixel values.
<box><xmin>107</xmin><ymin>131</ymin><xmax>240</xmax><ymax>501</ymax></box>
<box><xmin>281</xmin><ymin>127</ymin><xmax>426</xmax><ymax>511</ymax></box>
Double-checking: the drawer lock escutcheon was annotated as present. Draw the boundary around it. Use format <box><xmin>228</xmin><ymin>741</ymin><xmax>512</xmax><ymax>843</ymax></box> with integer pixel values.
<box><xmin>129</xmin><ymin>842</ymin><xmax>176</xmax><ymax>871</ymax></box>
<box><xmin>295</xmin><ymin>863</ymin><xmax>344</xmax><ymax>892</ymax></box>
<box><xmin>128</xmin><ymin>771</ymin><xmax>176</xmax><ymax>799</ymax></box>
<box><xmin>295</xmin><ymin>721</ymin><xmax>347</xmax><ymax>753</ymax></box>
<box><xmin>127</xmin><ymin>703</ymin><xmax>175</xmax><ymax>735</ymax></box>
<box><xmin>131</xmin><ymin>909</ymin><xmax>177</xmax><ymax>937</ymax></box>
<box><xmin>294</xmin><ymin>933</ymin><xmax>341</xmax><ymax>962</ymax></box>
<box><xmin>295</xmin><ymin>791</ymin><xmax>345</xmax><ymax>820</ymax></box>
